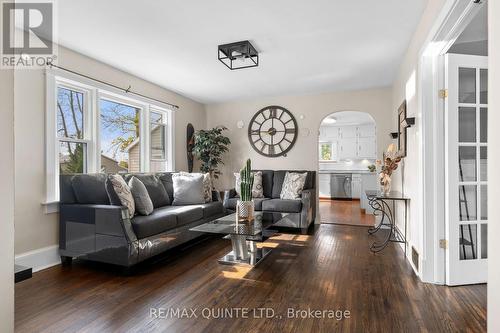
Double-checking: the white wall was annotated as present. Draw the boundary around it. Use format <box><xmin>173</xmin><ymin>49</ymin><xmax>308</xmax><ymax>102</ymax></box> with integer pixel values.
<box><xmin>391</xmin><ymin>0</ymin><xmax>447</xmax><ymax>276</ymax></box>
<box><xmin>488</xmin><ymin>0</ymin><xmax>500</xmax><ymax>331</ymax></box>
<box><xmin>0</xmin><ymin>69</ymin><xmax>15</xmax><ymax>331</ymax></box>
<box><xmin>205</xmin><ymin>88</ymin><xmax>392</xmax><ymax>190</ymax></box>
<box><xmin>14</xmin><ymin>46</ymin><xmax>206</xmax><ymax>256</ymax></box>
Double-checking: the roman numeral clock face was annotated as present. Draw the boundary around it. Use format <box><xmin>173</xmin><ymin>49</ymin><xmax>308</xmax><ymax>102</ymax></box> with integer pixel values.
<box><xmin>248</xmin><ymin>106</ymin><xmax>298</xmax><ymax>157</ymax></box>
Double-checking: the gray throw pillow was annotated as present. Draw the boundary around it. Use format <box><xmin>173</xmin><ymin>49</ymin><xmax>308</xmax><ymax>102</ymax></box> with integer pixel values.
<box><xmin>172</xmin><ymin>173</ymin><xmax>205</xmax><ymax>205</ymax></box>
<box><xmin>280</xmin><ymin>172</ymin><xmax>307</xmax><ymax>200</ymax></box>
<box><xmin>109</xmin><ymin>174</ymin><xmax>135</xmax><ymax>216</ymax></box>
<box><xmin>128</xmin><ymin>176</ymin><xmax>154</xmax><ymax>216</ymax></box>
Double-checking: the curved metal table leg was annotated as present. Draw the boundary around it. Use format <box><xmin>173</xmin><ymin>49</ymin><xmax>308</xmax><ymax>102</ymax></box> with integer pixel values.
<box><xmin>369</xmin><ymin>199</ymin><xmax>395</xmax><ymax>253</ymax></box>
<box><xmin>368</xmin><ymin>197</ymin><xmax>386</xmax><ymax>234</ymax></box>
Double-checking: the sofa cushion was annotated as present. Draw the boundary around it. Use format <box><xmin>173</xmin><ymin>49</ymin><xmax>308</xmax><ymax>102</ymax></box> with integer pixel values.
<box><xmin>105</xmin><ymin>177</ymin><xmax>122</xmax><ymax>206</ymax></box>
<box><xmin>163</xmin><ymin>206</ymin><xmax>204</xmax><ymax>226</ymax></box>
<box><xmin>172</xmin><ymin>173</ymin><xmax>205</xmax><ymax>205</ymax></box>
<box><xmin>125</xmin><ymin>174</ymin><xmax>170</xmax><ymax>208</ymax></box>
<box><xmin>271</xmin><ymin>170</ymin><xmax>314</xmax><ymax>198</ymax></box>
<box><xmin>59</xmin><ymin>175</ymin><xmax>77</xmax><ymax>204</ymax></box>
<box><xmin>71</xmin><ymin>174</ymin><xmax>109</xmax><ymax>204</ymax></box>
<box><xmin>225</xmin><ymin>197</ymin><xmax>270</xmax><ymax>211</ymax></box>
<box><xmin>192</xmin><ymin>201</ymin><xmax>224</xmax><ymax>218</ymax></box>
<box><xmin>280</xmin><ymin>172</ymin><xmax>307</xmax><ymax>200</ymax></box>
<box><xmin>261</xmin><ymin>199</ymin><xmax>302</xmax><ymax>213</ymax></box>
<box><xmin>109</xmin><ymin>174</ymin><xmax>135</xmax><ymax>216</ymax></box>
<box><xmin>158</xmin><ymin>173</ymin><xmax>174</xmax><ymax>200</ymax></box>
<box><xmin>131</xmin><ymin>207</ymin><xmax>177</xmax><ymax>239</ymax></box>
<box><xmin>260</xmin><ymin>170</ymin><xmax>274</xmax><ymax>198</ymax></box>
<box><xmin>234</xmin><ymin>171</ymin><xmax>264</xmax><ymax>198</ymax></box>
<box><xmin>129</xmin><ymin>176</ymin><xmax>154</xmax><ymax>215</ymax></box>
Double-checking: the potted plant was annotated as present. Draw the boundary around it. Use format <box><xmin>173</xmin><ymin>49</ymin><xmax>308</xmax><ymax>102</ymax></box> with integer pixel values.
<box><xmin>237</xmin><ymin>159</ymin><xmax>254</xmax><ymax>222</ymax></box>
<box><xmin>192</xmin><ymin>126</ymin><xmax>231</xmax><ymax>188</ymax></box>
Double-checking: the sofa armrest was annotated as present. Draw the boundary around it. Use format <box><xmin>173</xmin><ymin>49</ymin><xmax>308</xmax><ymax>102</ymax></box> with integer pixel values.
<box><xmin>60</xmin><ymin>204</ymin><xmax>137</xmax><ymax>244</ymax></box>
<box><xmin>223</xmin><ymin>189</ymin><xmax>237</xmax><ymax>208</ymax></box>
<box><xmin>300</xmin><ymin>189</ymin><xmax>316</xmax><ymax>227</ymax></box>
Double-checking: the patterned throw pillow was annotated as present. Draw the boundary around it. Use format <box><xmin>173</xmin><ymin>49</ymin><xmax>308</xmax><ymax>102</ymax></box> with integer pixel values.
<box><xmin>109</xmin><ymin>174</ymin><xmax>135</xmax><ymax>216</ymax></box>
<box><xmin>234</xmin><ymin>171</ymin><xmax>264</xmax><ymax>198</ymax></box>
<box><xmin>128</xmin><ymin>176</ymin><xmax>154</xmax><ymax>215</ymax></box>
<box><xmin>179</xmin><ymin>172</ymin><xmax>212</xmax><ymax>203</ymax></box>
<box><xmin>280</xmin><ymin>172</ymin><xmax>307</xmax><ymax>200</ymax></box>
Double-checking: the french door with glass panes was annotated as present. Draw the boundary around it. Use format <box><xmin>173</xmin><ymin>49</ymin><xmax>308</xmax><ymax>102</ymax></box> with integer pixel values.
<box><xmin>445</xmin><ymin>54</ymin><xmax>488</xmax><ymax>285</ymax></box>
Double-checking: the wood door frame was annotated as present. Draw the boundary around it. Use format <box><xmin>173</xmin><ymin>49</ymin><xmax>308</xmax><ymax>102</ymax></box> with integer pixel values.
<box><xmin>418</xmin><ymin>0</ymin><xmax>486</xmax><ymax>284</ymax></box>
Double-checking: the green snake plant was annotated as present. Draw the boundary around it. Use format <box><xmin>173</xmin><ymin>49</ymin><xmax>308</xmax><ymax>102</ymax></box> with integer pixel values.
<box><xmin>239</xmin><ymin>159</ymin><xmax>254</xmax><ymax>202</ymax></box>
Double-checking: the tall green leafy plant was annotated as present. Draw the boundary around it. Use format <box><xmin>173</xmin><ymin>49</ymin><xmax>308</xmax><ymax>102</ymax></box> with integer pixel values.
<box><xmin>192</xmin><ymin>126</ymin><xmax>231</xmax><ymax>180</ymax></box>
<box><xmin>239</xmin><ymin>159</ymin><xmax>254</xmax><ymax>202</ymax></box>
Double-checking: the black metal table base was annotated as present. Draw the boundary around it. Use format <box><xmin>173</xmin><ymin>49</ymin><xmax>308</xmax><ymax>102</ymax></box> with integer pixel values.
<box><xmin>367</xmin><ymin>194</ymin><xmax>408</xmax><ymax>254</ymax></box>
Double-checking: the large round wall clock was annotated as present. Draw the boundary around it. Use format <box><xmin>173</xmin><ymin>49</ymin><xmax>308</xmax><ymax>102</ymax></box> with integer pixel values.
<box><xmin>248</xmin><ymin>105</ymin><xmax>298</xmax><ymax>157</ymax></box>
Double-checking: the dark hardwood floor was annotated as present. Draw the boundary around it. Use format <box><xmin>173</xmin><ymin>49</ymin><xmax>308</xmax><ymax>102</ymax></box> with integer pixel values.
<box><xmin>15</xmin><ymin>225</ymin><xmax>486</xmax><ymax>333</ymax></box>
<box><xmin>319</xmin><ymin>199</ymin><xmax>375</xmax><ymax>226</ymax></box>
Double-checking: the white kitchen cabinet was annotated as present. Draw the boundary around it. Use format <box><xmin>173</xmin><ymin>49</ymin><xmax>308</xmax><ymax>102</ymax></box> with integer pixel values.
<box><xmin>319</xmin><ymin>126</ymin><xmax>340</xmax><ymax>141</ymax></box>
<box><xmin>351</xmin><ymin>174</ymin><xmax>362</xmax><ymax>199</ymax></box>
<box><xmin>338</xmin><ymin>139</ymin><xmax>358</xmax><ymax>160</ymax></box>
<box><xmin>339</xmin><ymin>126</ymin><xmax>357</xmax><ymax>139</ymax></box>
<box><xmin>357</xmin><ymin>124</ymin><xmax>376</xmax><ymax>138</ymax></box>
<box><xmin>318</xmin><ymin>173</ymin><xmax>331</xmax><ymax>198</ymax></box>
<box><xmin>360</xmin><ymin>173</ymin><xmax>378</xmax><ymax>214</ymax></box>
<box><xmin>357</xmin><ymin>137</ymin><xmax>377</xmax><ymax>159</ymax></box>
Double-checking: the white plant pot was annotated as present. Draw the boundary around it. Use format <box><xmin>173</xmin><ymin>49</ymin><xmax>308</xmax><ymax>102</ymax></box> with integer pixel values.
<box><xmin>236</xmin><ymin>200</ymin><xmax>254</xmax><ymax>222</ymax></box>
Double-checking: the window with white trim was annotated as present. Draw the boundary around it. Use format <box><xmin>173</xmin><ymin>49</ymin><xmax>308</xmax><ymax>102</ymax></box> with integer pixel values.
<box><xmin>46</xmin><ymin>69</ymin><xmax>175</xmax><ymax>204</ymax></box>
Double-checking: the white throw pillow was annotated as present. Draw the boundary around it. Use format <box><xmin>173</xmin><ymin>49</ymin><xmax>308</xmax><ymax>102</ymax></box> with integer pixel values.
<box><xmin>179</xmin><ymin>172</ymin><xmax>212</xmax><ymax>203</ymax></box>
<box><xmin>109</xmin><ymin>174</ymin><xmax>135</xmax><ymax>216</ymax></box>
<box><xmin>234</xmin><ymin>171</ymin><xmax>264</xmax><ymax>198</ymax></box>
<box><xmin>172</xmin><ymin>173</ymin><xmax>205</xmax><ymax>205</ymax></box>
<box><xmin>280</xmin><ymin>172</ymin><xmax>307</xmax><ymax>200</ymax></box>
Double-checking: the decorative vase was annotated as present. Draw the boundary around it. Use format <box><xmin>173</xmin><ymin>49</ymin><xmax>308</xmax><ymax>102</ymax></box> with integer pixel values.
<box><xmin>236</xmin><ymin>200</ymin><xmax>254</xmax><ymax>223</ymax></box>
<box><xmin>379</xmin><ymin>174</ymin><xmax>392</xmax><ymax>195</ymax></box>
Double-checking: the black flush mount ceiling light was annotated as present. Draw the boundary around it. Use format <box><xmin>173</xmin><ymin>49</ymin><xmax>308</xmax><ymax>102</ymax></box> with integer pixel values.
<box><xmin>218</xmin><ymin>40</ymin><xmax>258</xmax><ymax>70</ymax></box>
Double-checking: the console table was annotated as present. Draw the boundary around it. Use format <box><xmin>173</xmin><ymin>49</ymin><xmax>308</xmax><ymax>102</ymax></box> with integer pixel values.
<box><xmin>366</xmin><ymin>191</ymin><xmax>409</xmax><ymax>254</ymax></box>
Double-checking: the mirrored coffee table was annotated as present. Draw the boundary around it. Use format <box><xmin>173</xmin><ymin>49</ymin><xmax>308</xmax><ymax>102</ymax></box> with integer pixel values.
<box><xmin>190</xmin><ymin>212</ymin><xmax>281</xmax><ymax>267</ymax></box>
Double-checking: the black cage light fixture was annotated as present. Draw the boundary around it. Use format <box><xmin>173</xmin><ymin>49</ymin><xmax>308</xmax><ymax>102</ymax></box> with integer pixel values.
<box><xmin>218</xmin><ymin>40</ymin><xmax>259</xmax><ymax>70</ymax></box>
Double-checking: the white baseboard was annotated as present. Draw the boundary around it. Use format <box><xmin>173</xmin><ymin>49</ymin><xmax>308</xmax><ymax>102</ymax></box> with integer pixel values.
<box><xmin>15</xmin><ymin>245</ymin><xmax>61</xmax><ymax>272</ymax></box>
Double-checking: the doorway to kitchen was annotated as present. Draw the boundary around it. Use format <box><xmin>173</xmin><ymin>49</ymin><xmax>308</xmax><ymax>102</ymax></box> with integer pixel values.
<box><xmin>318</xmin><ymin>111</ymin><xmax>377</xmax><ymax>226</ymax></box>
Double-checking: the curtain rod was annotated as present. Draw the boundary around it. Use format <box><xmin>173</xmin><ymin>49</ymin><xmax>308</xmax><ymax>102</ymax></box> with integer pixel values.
<box><xmin>48</xmin><ymin>63</ymin><xmax>179</xmax><ymax>109</ymax></box>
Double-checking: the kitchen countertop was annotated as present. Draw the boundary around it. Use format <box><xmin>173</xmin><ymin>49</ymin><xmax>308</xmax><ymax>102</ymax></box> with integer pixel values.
<box><xmin>318</xmin><ymin>170</ymin><xmax>377</xmax><ymax>174</ymax></box>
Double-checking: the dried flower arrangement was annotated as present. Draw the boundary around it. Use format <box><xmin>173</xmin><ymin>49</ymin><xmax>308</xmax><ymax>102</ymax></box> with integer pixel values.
<box><xmin>376</xmin><ymin>143</ymin><xmax>403</xmax><ymax>194</ymax></box>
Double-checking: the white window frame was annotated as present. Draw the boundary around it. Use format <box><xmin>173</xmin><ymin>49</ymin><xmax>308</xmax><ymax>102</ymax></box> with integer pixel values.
<box><xmin>45</xmin><ymin>68</ymin><xmax>175</xmax><ymax>212</ymax></box>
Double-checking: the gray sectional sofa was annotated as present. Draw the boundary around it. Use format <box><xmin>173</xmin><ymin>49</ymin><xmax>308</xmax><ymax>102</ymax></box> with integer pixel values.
<box><xmin>59</xmin><ymin>173</ymin><xmax>226</xmax><ymax>268</ymax></box>
<box><xmin>223</xmin><ymin>170</ymin><xmax>316</xmax><ymax>234</ymax></box>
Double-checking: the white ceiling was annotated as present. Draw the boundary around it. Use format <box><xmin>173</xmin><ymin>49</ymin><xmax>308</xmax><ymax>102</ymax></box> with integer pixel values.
<box><xmin>56</xmin><ymin>0</ymin><xmax>427</xmax><ymax>104</ymax></box>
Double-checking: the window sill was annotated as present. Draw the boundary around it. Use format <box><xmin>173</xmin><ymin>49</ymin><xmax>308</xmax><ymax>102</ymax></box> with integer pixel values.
<box><xmin>41</xmin><ymin>201</ymin><xmax>59</xmax><ymax>214</ymax></box>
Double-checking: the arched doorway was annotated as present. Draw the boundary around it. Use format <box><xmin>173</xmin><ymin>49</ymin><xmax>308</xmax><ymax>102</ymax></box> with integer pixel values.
<box><xmin>317</xmin><ymin>111</ymin><xmax>377</xmax><ymax>226</ymax></box>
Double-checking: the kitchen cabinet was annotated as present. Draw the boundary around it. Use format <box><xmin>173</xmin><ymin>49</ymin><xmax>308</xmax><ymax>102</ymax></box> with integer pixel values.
<box><xmin>339</xmin><ymin>126</ymin><xmax>357</xmax><ymax>139</ymax></box>
<box><xmin>319</xmin><ymin>127</ymin><xmax>340</xmax><ymax>141</ymax></box>
<box><xmin>351</xmin><ymin>174</ymin><xmax>362</xmax><ymax>199</ymax></box>
<box><xmin>318</xmin><ymin>173</ymin><xmax>331</xmax><ymax>198</ymax></box>
<box><xmin>357</xmin><ymin>124</ymin><xmax>376</xmax><ymax>138</ymax></box>
<box><xmin>357</xmin><ymin>137</ymin><xmax>377</xmax><ymax>159</ymax></box>
<box><xmin>319</xmin><ymin>123</ymin><xmax>377</xmax><ymax>161</ymax></box>
<box><xmin>338</xmin><ymin>139</ymin><xmax>358</xmax><ymax>160</ymax></box>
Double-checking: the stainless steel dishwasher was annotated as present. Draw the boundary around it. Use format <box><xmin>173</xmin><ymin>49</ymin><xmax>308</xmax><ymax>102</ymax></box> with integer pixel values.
<box><xmin>330</xmin><ymin>173</ymin><xmax>352</xmax><ymax>199</ymax></box>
